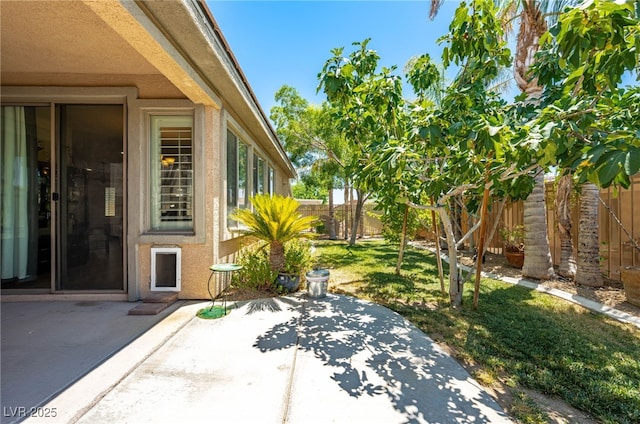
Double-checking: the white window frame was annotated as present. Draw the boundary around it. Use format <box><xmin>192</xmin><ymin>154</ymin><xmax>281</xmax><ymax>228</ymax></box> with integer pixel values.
<box><xmin>226</xmin><ymin>129</ymin><xmax>249</xmax><ymax>229</ymax></box>
<box><xmin>137</xmin><ymin>102</ymin><xmax>204</xmax><ymax>244</ymax></box>
<box><xmin>222</xmin><ymin>115</ymin><xmax>278</xmax><ymax>239</ymax></box>
<box><xmin>150</xmin><ymin>115</ymin><xmax>194</xmax><ymax>232</ymax></box>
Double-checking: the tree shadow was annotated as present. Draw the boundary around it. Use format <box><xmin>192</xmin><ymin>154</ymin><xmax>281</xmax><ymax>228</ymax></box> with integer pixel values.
<box><xmin>254</xmin><ymin>294</ymin><xmax>509</xmax><ymax>423</ymax></box>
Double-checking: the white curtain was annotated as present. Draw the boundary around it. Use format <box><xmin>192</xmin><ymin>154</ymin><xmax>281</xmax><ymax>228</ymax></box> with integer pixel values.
<box><xmin>1</xmin><ymin>106</ymin><xmax>36</xmax><ymax>280</ymax></box>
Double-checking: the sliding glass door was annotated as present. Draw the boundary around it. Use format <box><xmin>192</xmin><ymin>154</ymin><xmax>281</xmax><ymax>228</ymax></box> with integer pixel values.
<box><xmin>1</xmin><ymin>104</ymin><xmax>124</xmax><ymax>292</ymax></box>
<box><xmin>58</xmin><ymin>105</ymin><xmax>124</xmax><ymax>290</ymax></box>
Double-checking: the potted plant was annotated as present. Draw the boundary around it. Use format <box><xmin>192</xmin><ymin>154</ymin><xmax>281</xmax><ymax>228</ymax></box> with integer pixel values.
<box><xmin>500</xmin><ymin>225</ymin><xmax>525</xmax><ymax>269</ymax></box>
<box><xmin>620</xmin><ymin>266</ymin><xmax>640</xmax><ymax>307</ymax></box>
<box><xmin>275</xmin><ymin>240</ymin><xmax>314</xmax><ymax>291</ymax></box>
<box><xmin>231</xmin><ymin>194</ymin><xmax>319</xmax><ymax>292</ymax></box>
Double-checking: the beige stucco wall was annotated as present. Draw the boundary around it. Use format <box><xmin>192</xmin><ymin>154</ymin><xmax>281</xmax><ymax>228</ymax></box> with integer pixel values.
<box><xmin>2</xmin><ymin>1</ymin><xmax>295</xmax><ymax>301</ymax></box>
<box><xmin>134</xmin><ymin>105</ymin><xmax>264</xmax><ymax>300</ymax></box>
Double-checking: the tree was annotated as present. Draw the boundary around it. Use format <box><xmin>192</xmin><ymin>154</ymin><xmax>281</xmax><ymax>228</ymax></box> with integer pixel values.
<box><xmin>318</xmin><ymin>39</ymin><xmax>406</xmax><ymax>245</ymax></box>
<box><xmin>430</xmin><ymin>0</ymin><xmax>581</xmax><ymax>281</ymax></box>
<box><xmin>555</xmin><ymin>173</ymin><xmax>577</xmax><ymax>279</ymax></box>
<box><xmin>231</xmin><ymin>194</ymin><xmax>318</xmax><ymax>272</ymax></box>
<box><xmin>529</xmin><ymin>0</ymin><xmax>640</xmax><ymax>284</ymax></box>
<box><xmin>377</xmin><ymin>0</ymin><xmax>537</xmax><ymax>307</ymax></box>
<box><xmin>270</xmin><ymin>85</ymin><xmax>347</xmax><ymax>240</ymax></box>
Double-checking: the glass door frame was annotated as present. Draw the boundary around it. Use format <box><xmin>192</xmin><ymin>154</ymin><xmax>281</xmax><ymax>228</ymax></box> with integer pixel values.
<box><xmin>1</xmin><ymin>88</ymin><xmax>130</xmax><ymax>294</ymax></box>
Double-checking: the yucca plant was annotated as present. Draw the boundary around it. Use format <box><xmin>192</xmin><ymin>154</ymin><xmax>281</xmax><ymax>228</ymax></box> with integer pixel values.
<box><xmin>231</xmin><ymin>194</ymin><xmax>319</xmax><ymax>272</ymax></box>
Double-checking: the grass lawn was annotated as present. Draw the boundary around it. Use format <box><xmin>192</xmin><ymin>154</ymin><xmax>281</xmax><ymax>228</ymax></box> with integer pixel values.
<box><xmin>312</xmin><ymin>239</ymin><xmax>640</xmax><ymax>424</ymax></box>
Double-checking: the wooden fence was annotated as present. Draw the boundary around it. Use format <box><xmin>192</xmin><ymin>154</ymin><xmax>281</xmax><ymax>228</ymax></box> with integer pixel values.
<box><xmin>297</xmin><ymin>175</ymin><xmax>639</xmax><ymax>281</ymax></box>
<box><xmin>485</xmin><ymin>175</ymin><xmax>640</xmax><ymax>281</ymax></box>
<box><xmin>297</xmin><ymin>202</ymin><xmax>384</xmax><ymax>238</ymax></box>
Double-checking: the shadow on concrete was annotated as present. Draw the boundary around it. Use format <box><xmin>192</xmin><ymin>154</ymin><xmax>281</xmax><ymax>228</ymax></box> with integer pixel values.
<box><xmin>254</xmin><ymin>294</ymin><xmax>509</xmax><ymax>423</ymax></box>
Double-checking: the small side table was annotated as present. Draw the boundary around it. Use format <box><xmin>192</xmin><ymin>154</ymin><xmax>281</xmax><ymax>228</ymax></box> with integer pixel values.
<box><xmin>207</xmin><ymin>263</ymin><xmax>242</xmax><ymax>315</ymax></box>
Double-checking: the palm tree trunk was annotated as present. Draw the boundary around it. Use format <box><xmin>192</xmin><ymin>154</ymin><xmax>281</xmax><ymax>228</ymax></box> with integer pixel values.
<box><xmin>270</xmin><ymin>240</ymin><xmax>285</xmax><ymax>272</ymax></box>
<box><xmin>555</xmin><ymin>174</ymin><xmax>576</xmax><ymax>279</ymax></box>
<box><xmin>522</xmin><ymin>168</ymin><xmax>555</xmax><ymax>279</ymax></box>
<box><xmin>515</xmin><ymin>2</ymin><xmax>555</xmax><ymax>281</ymax></box>
<box><xmin>576</xmin><ymin>183</ymin><xmax>603</xmax><ymax>286</ymax></box>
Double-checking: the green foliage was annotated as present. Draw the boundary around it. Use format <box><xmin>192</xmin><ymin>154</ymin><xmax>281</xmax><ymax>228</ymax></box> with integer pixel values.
<box><xmin>231</xmin><ymin>194</ymin><xmax>319</xmax><ymax>271</ymax></box>
<box><xmin>500</xmin><ymin>224</ymin><xmax>525</xmax><ymax>252</ymax></box>
<box><xmin>380</xmin><ymin>204</ymin><xmax>433</xmax><ymax>244</ymax></box>
<box><xmin>530</xmin><ymin>0</ymin><xmax>640</xmax><ymax>188</ymax></box>
<box><xmin>291</xmin><ymin>178</ymin><xmax>328</xmax><ymax>202</ymax></box>
<box><xmin>315</xmin><ymin>239</ymin><xmax>640</xmax><ymax>424</ymax></box>
<box><xmin>270</xmin><ymin>85</ymin><xmax>347</xmax><ymax>197</ymax></box>
<box><xmin>282</xmin><ymin>239</ymin><xmax>314</xmax><ymax>276</ymax></box>
<box><xmin>234</xmin><ymin>244</ymin><xmax>277</xmax><ymax>291</ymax></box>
<box><xmin>231</xmin><ymin>194</ymin><xmax>319</xmax><ymax>245</ymax></box>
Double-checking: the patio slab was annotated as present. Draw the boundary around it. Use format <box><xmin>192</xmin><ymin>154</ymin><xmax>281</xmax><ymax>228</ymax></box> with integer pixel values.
<box><xmin>18</xmin><ymin>295</ymin><xmax>511</xmax><ymax>424</ymax></box>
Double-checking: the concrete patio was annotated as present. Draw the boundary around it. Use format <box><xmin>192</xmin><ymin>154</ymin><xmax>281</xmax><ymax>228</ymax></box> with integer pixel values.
<box><xmin>2</xmin><ymin>294</ymin><xmax>511</xmax><ymax>423</ymax></box>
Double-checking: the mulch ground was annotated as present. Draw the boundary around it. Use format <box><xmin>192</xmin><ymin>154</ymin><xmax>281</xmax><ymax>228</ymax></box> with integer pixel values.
<box><xmin>448</xmin><ymin>244</ymin><xmax>640</xmax><ymax>319</ymax></box>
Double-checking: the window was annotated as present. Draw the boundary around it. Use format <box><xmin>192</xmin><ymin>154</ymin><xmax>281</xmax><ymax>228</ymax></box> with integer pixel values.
<box><xmin>253</xmin><ymin>154</ymin><xmax>266</xmax><ymax>195</ymax></box>
<box><xmin>268</xmin><ymin>166</ymin><xmax>275</xmax><ymax>194</ymax></box>
<box><xmin>150</xmin><ymin>115</ymin><xmax>193</xmax><ymax>231</ymax></box>
<box><xmin>227</xmin><ymin>130</ymin><xmax>248</xmax><ymax>227</ymax></box>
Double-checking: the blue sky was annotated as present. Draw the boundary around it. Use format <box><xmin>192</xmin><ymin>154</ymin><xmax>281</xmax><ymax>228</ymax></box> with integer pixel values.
<box><xmin>207</xmin><ymin>1</ymin><xmax>460</xmax><ymax>114</ymax></box>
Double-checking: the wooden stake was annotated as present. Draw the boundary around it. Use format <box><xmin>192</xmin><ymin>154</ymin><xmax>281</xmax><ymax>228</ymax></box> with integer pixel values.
<box><xmin>396</xmin><ymin>204</ymin><xmax>409</xmax><ymax>275</ymax></box>
<box><xmin>431</xmin><ymin>205</ymin><xmax>446</xmax><ymax>297</ymax></box>
<box><xmin>473</xmin><ymin>184</ymin><xmax>491</xmax><ymax>309</ymax></box>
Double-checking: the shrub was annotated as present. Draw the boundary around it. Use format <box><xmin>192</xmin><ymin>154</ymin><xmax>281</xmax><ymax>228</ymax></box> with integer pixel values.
<box><xmin>282</xmin><ymin>239</ymin><xmax>313</xmax><ymax>276</ymax></box>
<box><xmin>234</xmin><ymin>244</ymin><xmax>277</xmax><ymax>291</ymax></box>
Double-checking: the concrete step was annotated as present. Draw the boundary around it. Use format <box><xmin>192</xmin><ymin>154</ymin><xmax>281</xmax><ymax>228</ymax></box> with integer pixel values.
<box><xmin>128</xmin><ymin>291</ymin><xmax>179</xmax><ymax>315</ymax></box>
<box><xmin>128</xmin><ymin>302</ymin><xmax>169</xmax><ymax>316</ymax></box>
<box><xmin>143</xmin><ymin>292</ymin><xmax>179</xmax><ymax>304</ymax></box>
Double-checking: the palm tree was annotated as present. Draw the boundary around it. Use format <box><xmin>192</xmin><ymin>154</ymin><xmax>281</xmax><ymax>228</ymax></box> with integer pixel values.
<box><xmin>523</xmin><ymin>169</ymin><xmax>555</xmax><ymax>278</ymax></box>
<box><xmin>575</xmin><ymin>183</ymin><xmax>603</xmax><ymax>286</ymax></box>
<box><xmin>231</xmin><ymin>194</ymin><xmax>318</xmax><ymax>272</ymax></box>
<box><xmin>555</xmin><ymin>173</ymin><xmax>576</xmax><ymax>278</ymax></box>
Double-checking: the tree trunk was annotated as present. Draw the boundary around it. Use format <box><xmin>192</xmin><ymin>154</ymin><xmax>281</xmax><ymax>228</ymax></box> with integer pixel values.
<box><xmin>349</xmin><ymin>189</ymin><xmax>365</xmax><ymax>245</ymax></box>
<box><xmin>576</xmin><ymin>183</ymin><xmax>603</xmax><ymax>286</ymax></box>
<box><xmin>555</xmin><ymin>174</ymin><xmax>576</xmax><ymax>279</ymax></box>
<box><xmin>431</xmin><ymin>208</ymin><xmax>446</xmax><ymax>297</ymax></box>
<box><xmin>516</xmin><ymin>2</ymin><xmax>555</xmax><ymax>281</ymax></box>
<box><xmin>270</xmin><ymin>240</ymin><xmax>285</xmax><ymax>272</ymax></box>
<box><xmin>473</xmin><ymin>185</ymin><xmax>490</xmax><ymax>309</ymax></box>
<box><xmin>522</xmin><ymin>168</ymin><xmax>555</xmax><ymax>280</ymax></box>
<box><xmin>343</xmin><ymin>181</ymin><xmax>350</xmax><ymax>240</ymax></box>
<box><xmin>439</xmin><ymin>209</ymin><xmax>462</xmax><ymax>307</ymax></box>
<box><xmin>328</xmin><ymin>181</ymin><xmax>336</xmax><ymax>240</ymax></box>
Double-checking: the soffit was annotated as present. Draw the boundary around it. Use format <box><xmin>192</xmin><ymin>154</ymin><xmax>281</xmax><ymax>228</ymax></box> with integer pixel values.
<box><xmin>0</xmin><ymin>1</ymin><xmax>157</xmax><ymax>76</ymax></box>
<box><xmin>0</xmin><ymin>1</ymin><xmax>184</xmax><ymax>98</ymax></box>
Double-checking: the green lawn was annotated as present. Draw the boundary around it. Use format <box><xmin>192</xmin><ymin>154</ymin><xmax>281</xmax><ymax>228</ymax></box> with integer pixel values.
<box><xmin>313</xmin><ymin>239</ymin><xmax>640</xmax><ymax>424</ymax></box>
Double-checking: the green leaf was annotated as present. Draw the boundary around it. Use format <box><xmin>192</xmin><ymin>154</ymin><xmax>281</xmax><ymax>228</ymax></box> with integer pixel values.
<box><xmin>624</xmin><ymin>148</ymin><xmax>640</xmax><ymax>176</ymax></box>
<box><xmin>597</xmin><ymin>153</ymin><xmax>624</xmax><ymax>187</ymax></box>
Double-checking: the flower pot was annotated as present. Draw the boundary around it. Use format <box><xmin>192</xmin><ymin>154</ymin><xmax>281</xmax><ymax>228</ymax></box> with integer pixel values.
<box><xmin>276</xmin><ymin>273</ymin><xmax>300</xmax><ymax>292</ymax></box>
<box><xmin>620</xmin><ymin>266</ymin><xmax>640</xmax><ymax>307</ymax></box>
<box><xmin>306</xmin><ymin>269</ymin><xmax>329</xmax><ymax>298</ymax></box>
<box><xmin>505</xmin><ymin>250</ymin><xmax>524</xmax><ymax>269</ymax></box>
